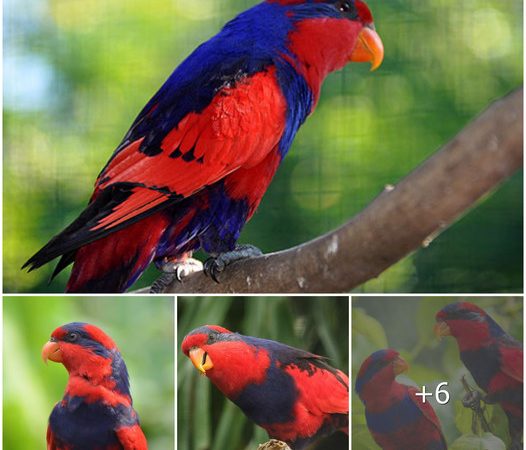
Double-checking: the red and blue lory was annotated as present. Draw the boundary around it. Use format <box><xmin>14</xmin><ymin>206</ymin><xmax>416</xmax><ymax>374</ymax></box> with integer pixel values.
<box><xmin>42</xmin><ymin>322</ymin><xmax>148</xmax><ymax>450</ymax></box>
<box><xmin>23</xmin><ymin>0</ymin><xmax>383</xmax><ymax>293</ymax></box>
<box><xmin>355</xmin><ymin>349</ymin><xmax>447</xmax><ymax>450</ymax></box>
<box><xmin>181</xmin><ymin>325</ymin><xmax>349</xmax><ymax>449</ymax></box>
<box><xmin>435</xmin><ymin>301</ymin><xmax>523</xmax><ymax>449</ymax></box>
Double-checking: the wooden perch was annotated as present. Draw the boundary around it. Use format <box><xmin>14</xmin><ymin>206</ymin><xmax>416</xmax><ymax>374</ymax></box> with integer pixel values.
<box><xmin>140</xmin><ymin>88</ymin><xmax>523</xmax><ymax>294</ymax></box>
<box><xmin>257</xmin><ymin>440</ymin><xmax>292</xmax><ymax>450</ymax></box>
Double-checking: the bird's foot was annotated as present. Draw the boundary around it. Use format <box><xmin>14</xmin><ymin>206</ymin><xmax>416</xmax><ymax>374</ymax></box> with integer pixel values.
<box><xmin>150</xmin><ymin>257</ymin><xmax>203</xmax><ymax>293</ymax></box>
<box><xmin>462</xmin><ymin>390</ymin><xmax>484</xmax><ymax>410</ymax></box>
<box><xmin>204</xmin><ymin>244</ymin><xmax>263</xmax><ymax>282</ymax></box>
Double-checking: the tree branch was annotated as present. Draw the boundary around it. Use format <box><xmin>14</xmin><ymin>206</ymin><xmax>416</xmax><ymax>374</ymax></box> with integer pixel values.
<box><xmin>140</xmin><ymin>88</ymin><xmax>523</xmax><ymax>294</ymax></box>
<box><xmin>257</xmin><ymin>440</ymin><xmax>292</xmax><ymax>450</ymax></box>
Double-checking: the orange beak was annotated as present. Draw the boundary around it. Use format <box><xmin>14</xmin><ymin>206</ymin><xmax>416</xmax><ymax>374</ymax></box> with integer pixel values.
<box><xmin>350</xmin><ymin>25</ymin><xmax>384</xmax><ymax>71</ymax></box>
<box><xmin>393</xmin><ymin>356</ymin><xmax>409</xmax><ymax>375</ymax></box>
<box><xmin>188</xmin><ymin>348</ymin><xmax>214</xmax><ymax>375</ymax></box>
<box><xmin>434</xmin><ymin>321</ymin><xmax>451</xmax><ymax>339</ymax></box>
<box><xmin>42</xmin><ymin>340</ymin><xmax>62</xmax><ymax>364</ymax></box>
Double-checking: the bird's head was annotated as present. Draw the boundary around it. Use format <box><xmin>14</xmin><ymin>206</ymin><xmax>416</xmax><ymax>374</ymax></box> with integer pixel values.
<box><xmin>182</xmin><ymin>325</ymin><xmax>271</xmax><ymax>397</ymax></box>
<box><xmin>225</xmin><ymin>0</ymin><xmax>383</xmax><ymax>103</ymax></box>
<box><xmin>274</xmin><ymin>0</ymin><xmax>383</xmax><ymax>71</ymax></box>
<box><xmin>355</xmin><ymin>349</ymin><xmax>408</xmax><ymax>398</ymax></box>
<box><xmin>42</xmin><ymin>322</ymin><xmax>130</xmax><ymax>397</ymax></box>
<box><xmin>181</xmin><ymin>325</ymin><xmax>233</xmax><ymax>375</ymax></box>
<box><xmin>434</xmin><ymin>302</ymin><xmax>503</xmax><ymax>350</ymax></box>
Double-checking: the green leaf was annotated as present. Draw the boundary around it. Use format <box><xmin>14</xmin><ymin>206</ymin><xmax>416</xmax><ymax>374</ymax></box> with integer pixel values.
<box><xmin>416</xmin><ymin>297</ymin><xmax>452</xmax><ymax>346</ymax></box>
<box><xmin>211</xmin><ymin>401</ymin><xmax>247</xmax><ymax>450</ymax></box>
<box><xmin>454</xmin><ymin>400</ymin><xmax>473</xmax><ymax>435</ymax></box>
<box><xmin>352</xmin><ymin>424</ymin><xmax>380</xmax><ymax>449</ymax></box>
<box><xmin>450</xmin><ymin>433</ymin><xmax>506</xmax><ymax>450</ymax></box>
<box><xmin>352</xmin><ymin>308</ymin><xmax>388</xmax><ymax>349</ymax></box>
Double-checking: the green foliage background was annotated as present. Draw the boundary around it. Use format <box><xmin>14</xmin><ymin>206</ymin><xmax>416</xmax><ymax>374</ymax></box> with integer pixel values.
<box><xmin>177</xmin><ymin>296</ymin><xmax>349</xmax><ymax>450</ymax></box>
<box><xmin>352</xmin><ymin>296</ymin><xmax>523</xmax><ymax>449</ymax></box>
<box><xmin>3</xmin><ymin>296</ymin><xmax>175</xmax><ymax>449</ymax></box>
<box><xmin>4</xmin><ymin>0</ymin><xmax>523</xmax><ymax>292</ymax></box>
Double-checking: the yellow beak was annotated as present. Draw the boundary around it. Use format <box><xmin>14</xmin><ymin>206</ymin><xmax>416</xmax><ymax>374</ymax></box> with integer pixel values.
<box><xmin>350</xmin><ymin>25</ymin><xmax>384</xmax><ymax>71</ymax></box>
<box><xmin>42</xmin><ymin>340</ymin><xmax>62</xmax><ymax>364</ymax></box>
<box><xmin>434</xmin><ymin>321</ymin><xmax>451</xmax><ymax>339</ymax></box>
<box><xmin>189</xmin><ymin>348</ymin><xmax>214</xmax><ymax>374</ymax></box>
<box><xmin>393</xmin><ymin>356</ymin><xmax>409</xmax><ymax>375</ymax></box>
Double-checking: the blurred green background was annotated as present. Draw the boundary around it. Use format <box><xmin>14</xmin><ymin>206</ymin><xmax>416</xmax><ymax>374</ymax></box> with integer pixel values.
<box><xmin>177</xmin><ymin>296</ymin><xmax>349</xmax><ymax>450</ymax></box>
<box><xmin>352</xmin><ymin>296</ymin><xmax>523</xmax><ymax>449</ymax></box>
<box><xmin>3</xmin><ymin>296</ymin><xmax>175</xmax><ymax>449</ymax></box>
<box><xmin>4</xmin><ymin>0</ymin><xmax>523</xmax><ymax>293</ymax></box>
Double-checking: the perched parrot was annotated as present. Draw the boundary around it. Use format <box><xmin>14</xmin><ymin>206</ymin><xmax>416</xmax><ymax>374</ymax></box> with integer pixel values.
<box><xmin>23</xmin><ymin>0</ymin><xmax>384</xmax><ymax>293</ymax></box>
<box><xmin>435</xmin><ymin>301</ymin><xmax>523</xmax><ymax>449</ymax></box>
<box><xmin>42</xmin><ymin>322</ymin><xmax>148</xmax><ymax>450</ymax></box>
<box><xmin>355</xmin><ymin>349</ymin><xmax>447</xmax><ymax>450</ymax></box>
<box><xmin>181</xmin><ymin>325</ymin><xmax>349</xmax><ymax>449</ymax></box>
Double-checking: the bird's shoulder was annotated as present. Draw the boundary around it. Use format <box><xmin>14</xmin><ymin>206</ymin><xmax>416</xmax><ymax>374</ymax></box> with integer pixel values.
<box><xmin>114</xmin><ymin>4</ymin><xmax>288</xmax><ymax>157</ymax></box>
<box><xmin>244</xmin><ymin>335</ymin><xmax>348</xmax><ymax>388</ymax></box>
<box><xmin>406</xmin><ymin>387</ymin><xmax>444</xmax><ymax>434</ymax></box>
<box><xmin>243</xmin><ymin>335</ymin><xmax>325</xmax><ymax>366</ymax></box>
<box><xmin>497</xmin><ymin>333</ymin><xmax>523</xmax><ymax>383</ymax></box>
<box><xmin>105</xmin><ymin>2</ymin><xmax>310</xmax><ymax>169</ymax></box>
<box><xmin>497</xmin><ymin>331</ymin><xmax>522</xmax><ymax>349</ymax></box>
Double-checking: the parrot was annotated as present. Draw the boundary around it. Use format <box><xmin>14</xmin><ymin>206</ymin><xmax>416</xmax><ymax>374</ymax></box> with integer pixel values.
<box><xmin>23</xmin><ymin>0</ymin><xmax>384</xmax><ymax>293</ymax></box>
<box><xmin>435</xmin><ymin>301</ymin><xmax>523</xmax><ymax>449</ymax></box>
<box><xmin>42</xmin><ymin>322</ymin><xmax>148</xmax><ymax>450</ymax></box>
<box><xmin>181</xmin><ymin>325</ymin><xmax>349</xmax><ymax>449</ymax></box>
<box><xmin>355</xmin><ymin>349</ymin><xmax>447</xmax><ymax>450</ymax></box>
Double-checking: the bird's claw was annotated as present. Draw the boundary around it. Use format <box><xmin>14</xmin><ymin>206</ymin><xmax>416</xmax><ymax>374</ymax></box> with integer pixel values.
<box><xmin>203</xmin><ymin>258</ymin><xmax>225</xmax><ymax>283</ymax></box>
<box><xmin>150</xmin><ymin>258</ymin><xmax>203</xmax><ymax>293</ymax></box>
<box><xmin>462</xmin><ymin>390</ymin><xmax>483</xmax><ymax>410</ymax></box>
<box><xmin>150</xmin><ymin>273</ymin><xmax>176</xmax><ymax>294</ymax></box>
<box><xmin>204</xmin><ymin>244</ymin><xmax>263</xmax><ymax>283</ymax></box>
<box><xmin>170</xmin><ymin>258</ymin><xmax>204</xmax><ymax>281</ymax></box>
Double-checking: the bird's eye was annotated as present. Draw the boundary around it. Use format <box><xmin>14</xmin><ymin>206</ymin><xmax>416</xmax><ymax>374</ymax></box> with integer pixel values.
<box><xmin>67</xmin><ymin>332</ymin><xmax>79</xmax><ymax>342</ymax></box>
<box><xmin>339</xmin><ymin>1</ymin><xmax>352</xmax><ymax>12</ymax></box>
<box><xmin>337</xmin><ymin>0</ymin><xmax>358</xmax><ymax>19</ymax></box>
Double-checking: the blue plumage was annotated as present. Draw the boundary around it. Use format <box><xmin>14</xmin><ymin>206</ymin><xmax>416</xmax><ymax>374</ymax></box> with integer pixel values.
<box><xmin>365</xmin><ymin>393</ymin><xmax>423</xmax><ymax>434</ymax></box>
<box><xmin>235</xmin><ymin>361</ymin><xmax>299</xmax><ymax>424</ymax></box>
<box><xmin>49</xmin><ymin>396</ymin><xmax>138</xmax><ymax>449</ymax></box>
<box><xmin>460</xmin><ymin>345</ymin><xmax>501</xmax><ymax>392</ymax></box>
<box><xmin>116</xmin><ymin>1</ymin><xmax>294</xmax><ymax>157</ymax></box>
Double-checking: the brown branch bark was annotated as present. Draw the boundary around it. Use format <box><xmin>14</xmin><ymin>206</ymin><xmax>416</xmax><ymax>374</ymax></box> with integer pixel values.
<box><xmin>139</xmin><ymin>88</ymin><xmax>523</xmax><ymax>294</ymax></box>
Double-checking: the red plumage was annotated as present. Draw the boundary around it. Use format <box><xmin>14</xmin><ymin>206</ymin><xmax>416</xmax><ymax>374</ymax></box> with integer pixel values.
<box><xmin>182</xmin><ymin>325</ymin><xmax>348</xmax><ymax>449</ymax></box>
<box><xmin>435</xmin><ymin>302</ymin><xmax>523</xmax><ymax>449</ymax></box>
<box><xmin>92</xmin><ymin>68</ymin><xmax>287</xmax><ymax>232</ymax></box>
<box><xmin>42</xmin><ymin>322</ymin><xmax>147</xmax><ymax>450</ymax></box>
<box><xmin>355</xmin><ymin>349</ymin><xmax>447</xmax><ymax>450</ymax></box>
<box><xmin>24</xmin><ymin>0</ymin><xmax>383</xmax><ymax>292</ymax></box>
